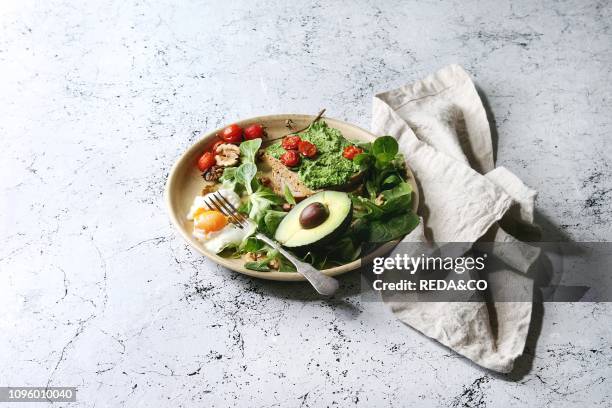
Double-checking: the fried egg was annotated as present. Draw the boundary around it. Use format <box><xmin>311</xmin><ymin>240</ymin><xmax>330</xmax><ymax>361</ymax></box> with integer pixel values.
<box><xmin>187</xmin><ymin>188</ymin><xmax>241</xmax><ymax>220</ymax></box>
<box><xmin>187</xmin><ymin>189</ymin><xmax>254</xmax><ymax>253</ymax></box>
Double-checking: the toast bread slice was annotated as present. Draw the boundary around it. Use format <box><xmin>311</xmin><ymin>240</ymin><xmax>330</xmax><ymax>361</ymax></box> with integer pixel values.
<box><xmin>258</xmin><ymin>152</ymin><xmax>364</xmax><ymax>200</ymax></box>
<box><xmin>259</xmin><ymin>152</ymin><xmax>315</xmax><ymax>200</ymax></box>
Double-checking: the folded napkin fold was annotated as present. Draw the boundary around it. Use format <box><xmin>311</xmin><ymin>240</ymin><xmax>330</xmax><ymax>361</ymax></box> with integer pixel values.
<box><xmin>371</xmin><ymin>64</ymin><xmax>538</xmax><ymax>373</ymax></box>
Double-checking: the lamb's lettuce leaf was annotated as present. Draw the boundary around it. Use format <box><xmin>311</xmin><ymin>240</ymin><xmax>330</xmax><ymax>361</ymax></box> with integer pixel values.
<box><xmin>221</xmin><ymin>139</ymin><xmax>262</xmax><ymax>193</ymax></box>
<box><xmin>283</xmin><ymin>185</ymin><xmax>296</xmax><ymax>205</ymax></box>
<box><xmin>240</xmin><ymin>138</ymin><xmax>262</xmax><ymax>163</ymax></box>
<box><xmin>248</xmin><ymin>186</ymin><xmax>283</xmax><ymax>220</ymax></box>
<box><xmin>235</xmin><ymin>162</ymin><xmax>257</xmax><ymax>194</ymax></box>
<box><xmin>219</xmin><ymin>167</ymin><xmax>238</xmax><ymax>190</ymax></box>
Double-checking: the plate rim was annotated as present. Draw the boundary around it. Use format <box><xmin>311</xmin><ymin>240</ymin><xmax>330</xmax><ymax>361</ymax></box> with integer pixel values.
<box><xmin>165</xmin><ymin>113</ymin><xmax>419</xmax><ymax>281</ymax></box>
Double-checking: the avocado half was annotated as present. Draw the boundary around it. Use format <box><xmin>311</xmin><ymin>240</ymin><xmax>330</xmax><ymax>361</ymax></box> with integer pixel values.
<box><xmin>275</xmin><ymin>191</ymin><xmax>352</xmax><ymax>249</ymax></box>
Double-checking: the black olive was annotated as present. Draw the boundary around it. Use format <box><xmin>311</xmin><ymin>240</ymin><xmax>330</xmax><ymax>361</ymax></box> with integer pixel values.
<box><xmin>299</xmin><ymin>202</ymin><xmax>329</xmax><ymax>229</ymax></box>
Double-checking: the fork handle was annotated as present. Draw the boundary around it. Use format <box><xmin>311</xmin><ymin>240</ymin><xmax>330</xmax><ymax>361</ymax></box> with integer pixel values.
<box><xmin>256</xmin><ymin>233</ymin><xmax>339</xmax><ymax>296</ymax></box>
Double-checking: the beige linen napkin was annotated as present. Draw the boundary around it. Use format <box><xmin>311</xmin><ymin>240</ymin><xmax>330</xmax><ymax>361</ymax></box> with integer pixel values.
<box><xmin>371</xmin><ymin>64</ymin><xmax>538</xmax><ymax>373</ymax></box>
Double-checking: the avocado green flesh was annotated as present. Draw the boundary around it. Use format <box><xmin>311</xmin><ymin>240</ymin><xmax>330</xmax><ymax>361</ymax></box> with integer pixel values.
<box><xmin>275</xmin><ymin>191</ymin><xmax>352</xmax><ymax>248</ymax></box>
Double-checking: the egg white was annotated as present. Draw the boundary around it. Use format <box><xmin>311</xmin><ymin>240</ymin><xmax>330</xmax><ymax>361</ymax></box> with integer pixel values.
<box><xmin>187</xmin><ymin>188</ymin><xmax>241</xmax><ymax>220</ymax></box>
<box><xmin>187</xmin><ymin>189</ymin><xmax>254</xmax><ymax>253</ymax></box>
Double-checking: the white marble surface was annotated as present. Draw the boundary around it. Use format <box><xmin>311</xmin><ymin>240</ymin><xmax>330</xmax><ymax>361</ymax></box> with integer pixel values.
<box><xmin>1</xmin><ymin>0</ymin><xmax>611</xmax><ymax>406</ymax></box>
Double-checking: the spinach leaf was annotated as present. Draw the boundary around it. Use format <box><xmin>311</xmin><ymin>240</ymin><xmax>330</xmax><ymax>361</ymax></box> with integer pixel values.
<box><xmin>278</xmin><ymin>256</ymin><xmax>297</xmax><ymax>272</ymax></box>
<box><xmin>244</xmin><ymin>261</ymin><xmax>271</xmax><ymax>272</ymax></box>
<box><xmin>301</xmin><ymin>251</ymin><xmax>328</xmax><ymax>270</ymax></box>
<box><xmin>367</xmin><ymin>211</ymin><xmax>419</xmax><ymax>242</ymax></box>
<box><xmin>329</xmin><ymin>237</ymin><xmax>362</xmax><ymax>263</ymax></box>
<box><xmin>380</xmin><ymin>182</ymin><xmax>412</xmax><ymax>214</ymax></box>
<box><xmin>382</xmin><ymin>181</ymin><xmax>412</xmax><ymax>200</ymax></box>
<box><xmin>240</xmin><ymin>236</ymin><xmax>265</xmax><ymax>253</ymax></box>
<box><xmin>381</xmin><ymin>174</ymin><xmax>401</xmax><ymax>190</ymax></box>
<box><xmin>350</xmin><ymin>195</ymin><xmax>384</xmax><ymax>219</ymax></box>
<box><xmin>262</xmin><ymin>210</ymin><xmax>286</xmax><ymax>236</ymax></box>
<box><xmin>238</xmin><ymin>200</ymin><xmax>251</xmax><ymax>215</ymax></box>
<box><xmin>372</xmin><ymin>136</ymin><xmax>398</xmax><ymax>164</ymax></box>
<box><xmin>218</xmin><ymin>244</ymin><xmax>241</xmax><ymax>258</ymax></box>
<box><xmin>382</xmin><ymin>195</ymin><xmax>411</xmax><ymax>216</ymax></box>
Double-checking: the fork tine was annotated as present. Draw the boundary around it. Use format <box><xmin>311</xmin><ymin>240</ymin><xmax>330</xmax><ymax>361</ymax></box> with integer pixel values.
<box><xmin>210</xmin><ymin>195</ymin><xmax>245</xmax><ymax>229</ymax></box>
<box><xmin>205</xmin><ymin>196</ymin><xmax>243</xmax><ymax>229</ymax></box>
<box><xmin>204</xmin><ymin>196</ymin><xmax>224</xmax><ymax>213</ymax></box>
<box><xmin>212</xmin><ymin>192</ymin><xmax>244</xmax><ymax>223</ymax></box>
<box><xmin>216</xmin><ymin>193</ymin><xmax>249</xmax><ymax>223</ymax></box>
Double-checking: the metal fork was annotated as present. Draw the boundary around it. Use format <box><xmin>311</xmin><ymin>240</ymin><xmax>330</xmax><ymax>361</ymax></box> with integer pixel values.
<box><xmin>205</xmin><ymin>192</ymin><xmax>340</xmax><ymax>296</ymax></box>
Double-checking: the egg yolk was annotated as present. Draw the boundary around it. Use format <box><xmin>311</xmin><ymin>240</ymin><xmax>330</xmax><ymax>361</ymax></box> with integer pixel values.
<box><xmin>194</xmin><ymin>210</ymin><xmax>228</xmax><ymax>232</ymax></box>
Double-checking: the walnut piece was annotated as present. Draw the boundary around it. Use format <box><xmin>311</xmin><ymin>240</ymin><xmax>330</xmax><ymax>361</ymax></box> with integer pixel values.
<box><xmin>268</xmin><ymin>258</ymin><xmax>280</xmax><ymax>270</ymax></box>
<box><xmin>215</xmin><ymin>143</ymin><xmax>240</xmax><ymax>167</ymax></box>
<box><xmin>202</xmin><ymin>165</ymin><xmax>224</xmax><ymax>182</ymax></box>
<box><xmin>201</xmin><ymin>181</ymin><xmax>217</xmax><ymax>195</ymax></box>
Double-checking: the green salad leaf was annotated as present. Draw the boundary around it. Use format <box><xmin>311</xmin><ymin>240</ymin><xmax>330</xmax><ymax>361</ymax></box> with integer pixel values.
<box><xmin>283</xmin><ymin>185</ymin><xmax>296</xmax><ymax>205</ymax></box>
<box><xmin>354</xmin><ymin>136</ymin><xmax>404</xmax><ymax>196</ymax></box>
<box><xmin>367</xmin><ymin>211</ymin><xmax>419</xmax><ymax>242</ymax></box>
<box><xmin>381</xmin><ymin>181</ymin><xmax>413</xmax><ymax>214</ymax></box>
<box><xmin>381</xmin><ymin>174</ymin><xmax>401</xmax><ymax>190</ymax></box>
<box><xmin>351</xmin><ymin>195</ymin><xmax>384</xmax><ymax>219</ymax></box>
<box><xmin>219</xmin><ymin>167</ymin><xmax>238</xmax><ymax>190</ymax></box>
<box><xmin>248</xmin><ymin>186</ymin><xmax>283</xmax><ymax>220</ymax></box>
<box><xmin>240</xmin><ymin>138</ymin><xmax>262</xmax><ymax>163</ymax></box>
<box><xmin>244</xmin><ymin>248</ymin><xmax>279</xmax><ymax>272</ymax></box>
<box><xmin>328</xmin><ymin>237</ymin><xmax>362</xmax><ymax>263</ymax></box>
<box><xmin>221</xmin><ymin>139</ymin><xmax>262</xmax><ymax>194</ymax></box>
<box><xmin>260</xmin><ymin>210</ymin><xmax>286</xmax><ymax>236</ymax></box>
<box><xmin>239</xmin><ymin>236</ymin><xmax>266</xmax><ymax>253</ymax></box>
<box><xmin>351</xmin><ymin>181</ymin><xmax>416</xmax><ymax>241</ymax></box>
<box><xmin>244</xmin><ymin>247</ymin><xmax>296</xmax><ymax>273</ymax></box>
<box><xmin>235</xmin><ymin>162</ymin><xmax>257</xmax><ymax>194</ymax></box>
<box><xmin>372</xmin><ymin>136</ymin><xmax>399</xmax><ymax>164</ymax></box>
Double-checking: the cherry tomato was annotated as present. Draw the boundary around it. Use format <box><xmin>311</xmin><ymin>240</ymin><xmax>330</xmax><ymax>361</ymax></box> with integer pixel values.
<box><xmin>342</xmin><ymin>145</ymin><xmax>363</xmax><ymax>160</ymax></box>
<box><xmin>298</xmin><ymin>140</ymin><xmax>318</xmax><ymax>158</ymax></box>
<box><xmin>282</xmin><ymin>135</ymin><xmax>301</xmax><ymax>150</ymax></box>
<box><xmin>280</xmin><ymin>150</ymin><xmax>300</xmax><ymax>167</ymax></box>
<box><xmin>211</xmin><ymin>139</ymin><xmax>225</xmax><ymax>153</ymax></box>
<box><xmin>219</xmin><ymin>124</ymin><xmax>243</xmax><ymax>144</ymax></box>
<box><xmin>197</xmin><ymin>151</ymin><xmax>216</xmax><ymax>172</ymax></box>
<box><xmin>244</xmin><ymin>124</ymin><xmax>265</xmax><ymax>140</ymax></box>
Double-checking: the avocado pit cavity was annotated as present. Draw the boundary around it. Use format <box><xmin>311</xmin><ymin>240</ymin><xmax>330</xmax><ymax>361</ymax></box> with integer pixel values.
<box><xmin>299</xmin><ymin>202</ymin><xmax>329</xmax><ymax>229</ymax></box>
